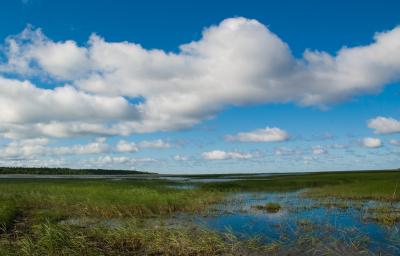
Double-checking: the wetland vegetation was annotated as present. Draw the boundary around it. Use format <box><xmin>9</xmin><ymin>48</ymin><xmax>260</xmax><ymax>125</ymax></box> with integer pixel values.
<box><xmin>0</xmin><ymin>169</ymin><xmax>399</xmax><ymax>255</ymax></box>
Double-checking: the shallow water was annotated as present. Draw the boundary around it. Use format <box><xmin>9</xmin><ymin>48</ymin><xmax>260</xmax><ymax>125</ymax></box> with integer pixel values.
<box><xmin>195</xmin><ymin>191</ymin><xmax>400</xmax><ymax>254</ymax></box>
<box><xmin>165</xmin><ymin>184</ymin><xmax>198</xmax><ymax>190</ymax></box>
<box><xmin>0</xmin><ymin>173</ymin><xmax>273</xmax><ymax>183</ymax></box>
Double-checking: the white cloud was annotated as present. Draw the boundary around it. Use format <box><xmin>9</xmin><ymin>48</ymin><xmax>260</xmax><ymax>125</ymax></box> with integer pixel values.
<box><xmin>115</xmin><ymin>139</ymin><xmax>171</xmax><ymax>153</ymax></box>
<box><xmin>173</xmin><ymin>155</ymin><xmax>188</xmax><ymax>161</ymax></box>
<box><xmin>0</xmin><ymin>158</ymin><xmax>67</xmax><ymax>168</ymax></box>
<box><xmin>368</xmin><ymin>116</ymin><xmax>400</xmax><ymax>134</ymax></box>
<box><xmin>0</xmin><ymin>137</ymin><xmax>175</xmax><ymax>160</ymax></box>
<box><xmin>0</xmin><ymin>77</ymin><xmax>139</xmax><ymax>139</ymax></box>
<box><xmin>138</xmin><ymin>139</ymin><xmax>171</xmax><ymax>149</ymax></box>
<box><xmin>0</xmin><ymin>137</ymin><xmax>109</xmax><ymax>159</ymax></box>
<box><xmin>1</xmin><ymin>18</ymin><xmax>400</xmax><ymax>139</ymax></box>
<box><xmin>0</xmin><ymin>139</ymin><xmax>49</xmax><ymax>159</ymax></box>
<box><xmin>0</xmin><ymin>26</ymin><xmax>90</xmax><ymax>79</ymax></box>
<box><xmin>54</xmin><ymin>137</ymin><xmax>109</xmax><ymax>155</ymax></box>
<box><xmin>202</xmin><ymin>150</ymin><xmax>254</xmax><ymax>160</ymax></box>
<box><xmin>115</xmin><ymin>140</ymin><xmax>138</xmax><ymax>153</ymax></box>
<box><xmin>362</xmin><ymin>137</ymin><xmax>382</xmax><ymax>148</ymax></box>
<box><xmin>87</xmin><ymin>156</ymin><xmax>157</xmax><ymax>166</ymax></box>
<box><xmin>0</xmin><ymin>78</ymin><xmax>137</xmax><ymax>124</ymax></box>
<box><xmin>226</xmin><ymin>127</ymin><xmax>289</xmax><ymax>142</ymax></box>
<box><xmin>0</xmin><ymin>137</ymin><xmax>171</xmax><ymax>159</ymax></box>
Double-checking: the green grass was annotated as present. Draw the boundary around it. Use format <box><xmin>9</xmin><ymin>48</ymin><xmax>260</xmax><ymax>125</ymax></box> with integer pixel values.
<box><xmin>251</xmin><ymin>202</ymin><xmax>281</xmax><ymax>213</ymax></box>
<box><xmin>0</xmin><ymin>179</ymin><xmax>274</xmax><ymax>255</ymax></box>
<box><xmin>0</xmin><ymin>201</ymin><xmax>19</xmax><ymax>231</ymax></box>
<box><xmin>304</xmin><ymin>172</ymin><xmax>400</xmax><ymax>201</ymax></box>
<box><xmin>200</xmin><ymin>170</ymin><xmax>400</xmax><ymax>201</ymax></box>
<box><xmin>0</xmin><ymin>220</ymin><xmax>274</xmax><ymax>256</ymax></box>
<box><xmin>0</xmin><ymin>170</ymin><xmax>399</xmax><ymax>254</ymax></box>
<box><xmin>0</xmin><ymin>179</ymin><xmax>224</xmax><ymax>219</ymax></box>
<box><xmin>363</xmin><ymin>206</ymin><xmax>400</xmax><ymax>226</ymax></box>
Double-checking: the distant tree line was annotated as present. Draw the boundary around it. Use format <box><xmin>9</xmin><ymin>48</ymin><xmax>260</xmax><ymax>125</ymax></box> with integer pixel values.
<box><xmin>0</xmin><ymin>167</ymin><xmax>150</xmax><ymax>175</ymax></box>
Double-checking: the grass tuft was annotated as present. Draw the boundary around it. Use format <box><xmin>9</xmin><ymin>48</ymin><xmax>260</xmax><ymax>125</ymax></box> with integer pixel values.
<box><xmin>251</xmin><ymin>202</ymin><xmax>281</xmax><ymax>213</ymax></box>
<box><xmin>0</xmin><ymin>201</ymin><xmax>19</xmax><ymax>232</ymax></box>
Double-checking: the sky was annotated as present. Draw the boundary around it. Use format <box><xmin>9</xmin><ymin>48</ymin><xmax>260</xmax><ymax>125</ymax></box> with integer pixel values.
<box><xmin>0</xmin><ymin>0</ymin><xmax>399</xmax><ymax>174</ymax></box>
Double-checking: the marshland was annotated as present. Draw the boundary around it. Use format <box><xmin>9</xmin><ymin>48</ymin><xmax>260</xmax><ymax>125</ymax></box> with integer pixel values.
<box><xmin>0</xmin><ymin>168</ymin><xmax>399</xmax><ymax>255</ymax></box>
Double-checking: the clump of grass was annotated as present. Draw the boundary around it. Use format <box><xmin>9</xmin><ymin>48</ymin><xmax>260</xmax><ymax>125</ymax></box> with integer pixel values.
<box><xmin>284</xmin><ymin>234</ymin><xmax>371</xmax><ymax>256</ymax></box>
<box><xmin>363</xmin><ymin>206</ymin><xmax>400</xmax><ymax>226</ymax></box>
<box><xmin>89</xmin><ymin>223</ymin><xmax>270</xmax><ymax>255</ymax></box>
<box><xmin>251</xmin><ymin>202</ymin><xmax>281</xmax><ymax>213</ymax></box>
<box><xmin>0</xmin><ymin>201</ymin><xmax>19</xmax><ymax>232</ymax></box>
<box><xmin>296</xmin><ymin>219</ymin><xmax>315</xmax><ymax>233</ymax></box>
<box><xmin>19</xmin><ymin>221</ymin><xmax>88</xmax><ymax>255</ymax></box>
<box><xmin>367</xmin><ymin>213</ymin><xmax>400</xmax><ymax>226</ymax></box>
<box><xmin>297</xmin><ymin>219</ymin><xmax>312</xmax><ymax>227</ymax></box>
<box><xmin>1</xmin><ymin>220</ymin><xmax>276</xmax><ymax>256</ymax></box>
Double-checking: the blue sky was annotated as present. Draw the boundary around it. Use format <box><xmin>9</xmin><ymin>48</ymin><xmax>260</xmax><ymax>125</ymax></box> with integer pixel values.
<box><xmin>0</xmin><ymin>0</ymin><xmax>399</xmax><ymax>173</ymax></box>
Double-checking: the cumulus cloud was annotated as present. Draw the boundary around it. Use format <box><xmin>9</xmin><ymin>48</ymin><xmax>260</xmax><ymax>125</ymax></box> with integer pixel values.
<box><xmin>54</xmin><ymin>137</ymin><xmax>109</xmax><ymax>155</ymax></box>
<box><xmin>138</xmin><ymin>139</ymin><xmax>171</xmax><ymax>149</ymax></box>
<box><xmin>202</xmin><ymin>150</ymin><xmax>254</xmax><ymax>160</ymax></box>
<box><xmin>0</xmin><ymin>78</ymin><xmax>138</xmax><ymax>124</ymax></box>
<box><xmin>0</xmin><ymin>26</ymin><xmax>90</xmax><ymax>79</ymax></box>
<box><xmin>173</xmin><ymin>155</ymin><xmax>188</xmax><ymax>161</ymax></box>
<box><xmin>115</xmin><ymin>140</ymin><xmax>139</xmax><ymax>153</ymax></box>
<box><xmin>0</xmin><ymin>77</ymin><xmax>139</xmax><ymax>139</ymax></box>
<box><xmin>115</xmin><ymin>139</ymin><xmax>171</xmax><ymax>153</ymax></box>
<box><xmin>362</xmin><ymin>137</ymin><xmax>382</xmax><ymax>148</ymax></box>
<box><xmin>0</xmin><ymin>138</ymin><xmax>49</xmax><ymax>159</ymax></box>
<box><xmin>0</xmin><ymin>158</ymin><xmax>67</xmax><ymax>168</ymax></box>
<box><xmin>368</xmin><ymin>116</ymin><xmax>400</xmax><ymax>134</ymax></box>
<box><xmin>0</xmin><ymin>137</ymin><xmax>109</xmax><ymax>159</ymax></box>
<box><xmin>1</xmin><ymin>18</ymin><xmax>400</xmax><ymax>139</ymax></box>
<box><xmin>79</xmin><ymin>155</ymin><xmax>157</xmax><ymax>169</ymax></box>
<box><xmin>93</xmin><ymin>156</ymin><xmax>156</xmax><ymax>165</ymax></box>
<box><xmin>0</xmin><ymin>137</ymin><xmax>174</xmax><ymax>160</ymax></box>
<box><xmin>225</xmin><ymin>127</ymin><xmax>289</xmax><ymax>142</ymax></box>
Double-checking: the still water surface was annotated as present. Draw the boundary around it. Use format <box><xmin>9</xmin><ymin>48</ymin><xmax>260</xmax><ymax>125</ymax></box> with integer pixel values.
<box><xmin>194</xmin><ymin>191</ymin><xmax>400</xmax><ymax>254</ymax></box>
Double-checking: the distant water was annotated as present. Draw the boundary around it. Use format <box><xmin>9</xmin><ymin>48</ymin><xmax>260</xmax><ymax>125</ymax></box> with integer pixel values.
<box><xmin>0</xmin><ymin>173</ymin><xmax>275</xmax><ymax>183</ymax></box>
<box><xmin>165</xmin><ymin>184</ymin><xmax>198</xmax><ymax>190</ymax></box>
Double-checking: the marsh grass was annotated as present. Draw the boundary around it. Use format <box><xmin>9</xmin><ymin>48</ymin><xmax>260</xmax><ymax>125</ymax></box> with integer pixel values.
<box><xmin>0</xmin><ymin>180</ymin><xmax>224</xmax><ymax>219</ymax></box>
<box><xmin>363</xmin><ymin>206</ymin><xmax>400</xmax><ymax>226</ymax></box>
<box><xmin>0</xmin><ymin>219</ymin><xmax>277</xmax><ymax>256</ymax></box>
<box><xmin>251</xmin><ymin>202</ymin><xmax>281</xmax><ymax>213</ymax></box>
<box><xmin>0</xmin><ymin>170</ymin><xmax>399</xmax><ymax>255</ymax></box>
<box><xmin>0</xmin><ymin>201</ymin><xmax>19</xmax><ymax>232</ymax></box>
<box><xmin>0</xmin><ymin>179</ymin><xmax>254</xmax><ymax>255</ymax></box>
<box><xmin>303</xmin><ymin>172</ymin><xmax>400</xmax><ymax>201</ymax></box>
<box><xmin>200</xmin><ymin>170</ymin><xmax>400</xmax><ymax>197</ymax></box>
